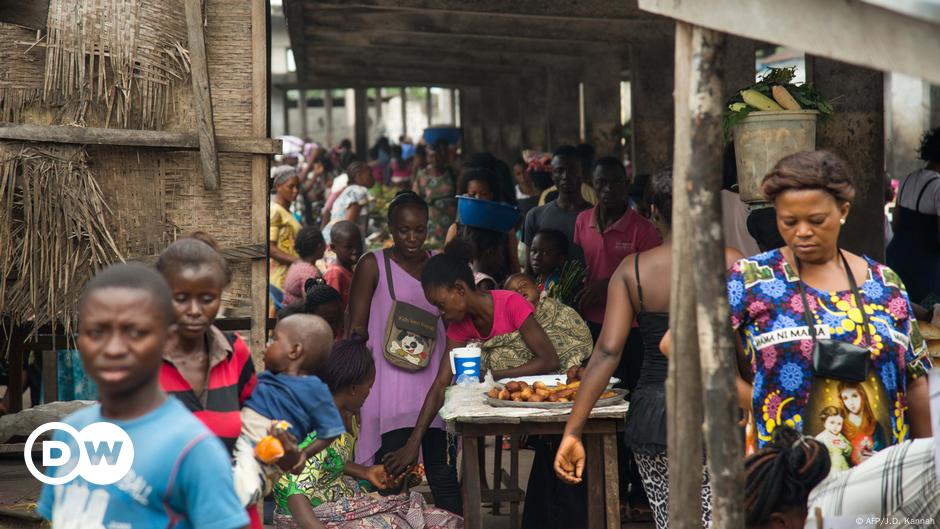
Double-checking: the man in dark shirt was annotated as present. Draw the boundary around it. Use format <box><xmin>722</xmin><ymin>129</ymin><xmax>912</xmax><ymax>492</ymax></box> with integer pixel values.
<box><xmin>522</xmin><ymin>145</ymin><xmax>592</xmax><ymax>266</ymax></box>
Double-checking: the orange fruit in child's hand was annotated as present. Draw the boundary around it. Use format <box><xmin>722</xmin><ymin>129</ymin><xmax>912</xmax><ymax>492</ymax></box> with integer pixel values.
<box><xmin>255</xmin><ymin>435</ymin><xmax>285</xmax><ymax>464</ymax></box>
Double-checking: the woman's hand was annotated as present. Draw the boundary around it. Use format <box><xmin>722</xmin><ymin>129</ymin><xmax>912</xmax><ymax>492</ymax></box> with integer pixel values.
<box><xmin>363</xmin><ymin>465</ymin><xmax>391</xmax><ymax>490</ymax></box>
<box><xmin>554</xmin><ymin>434</ymin><xmax>586</xmax><ymax>484</ymax></box>
<box><xmin>382</xmin><ymin>440</ymin><xmax>420</xmax><ymax>477</ymax></box>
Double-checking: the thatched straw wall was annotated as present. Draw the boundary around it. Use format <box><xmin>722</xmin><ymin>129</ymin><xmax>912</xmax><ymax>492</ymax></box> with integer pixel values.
<box><xmin>1</xmin><ymin>0</ymin><xmax>264</xmax><ymax>337</ymax></box>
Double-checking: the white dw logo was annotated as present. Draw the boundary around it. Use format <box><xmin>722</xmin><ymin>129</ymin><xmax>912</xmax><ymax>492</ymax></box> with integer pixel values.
<box><xmin>24</xmin><ymin>422</ymin><xmax>134</xmax><ymax>485</ymax></box>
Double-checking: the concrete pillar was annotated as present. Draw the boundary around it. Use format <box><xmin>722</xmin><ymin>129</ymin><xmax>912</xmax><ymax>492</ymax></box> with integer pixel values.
<box><xmin>298</xmin><ymin>87</ymin><xmax>308</xmax><ymax>139</ymax></box>
<box><xmin>400</xmin><ymin>88</ymin><xmax>408</xmax><ymax>138</ymax></box>
<box><xmin>480</xmin><ymin>85</ymin><xmax>503</xmax><ymax>154</ymax></box>
<box><xmin>931</xmin><ymin>84</ymin><xmax>940</xmax><ymax>129</ymax></box>
<box><xmin>582</xmin><ymin>55</ymin><xmax>623</xmax><ymax>157</ymax></box>
<box><xmin>546</xmin><ymin>73</ymin><xmax>581</xmax><ymax>148</ymax></box>
<box><xmin>498</xmin><ymin>82</ymin><xmax>523</xmax><ymax>162</ymax></box>
<box><xmin>809</xmin><ymin>57</ymin><xmax>885</xmax><ymax>259</ymax></box>
<box><xmin>885</xmin><ymin>73</ymin><xmax>930</xmax><ymax>179</ymax></box>
<box><xmin>354</xmin><ymin>87</ymin><xmax>368</xmax><ymax>157</ymax></box>
<box><xmin>426</xmin><ymin>87</ymin><xmax>433</xmax><ymax>127</ymax></box>
<box><xmin>271</xmin><ymin>87</ymin><xmax>286</xmax><ymax>138</ymax></box>
<box><xmin>461</xmin><ymin>86</ymin><xmax>484</xmax><ymax>154</ymax></box>
<box><xmin>631</xmin><ymin>36</ymin><xmax>675</xmax><ymax>175</ymax></box>
<box><xmin>324</xmin><ymin>90</ymin><xmax>334</xmax><ymax>147</ymax></box>
<box><xmin>524</xmin><ymin>72</ymin><xmax>550</xmax><ymax>152</ymax></box>
<box><xmin>721</xmin><ymin>36</ymin><xmax>757</xmax><ymax>105</ymax></box>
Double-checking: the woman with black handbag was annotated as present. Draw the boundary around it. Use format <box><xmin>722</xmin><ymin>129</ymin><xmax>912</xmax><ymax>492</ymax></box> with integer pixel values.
<box><xmin>727</xmin><ymin>150</ymin><xmax>932</xmax><ymax>469</ymax></box>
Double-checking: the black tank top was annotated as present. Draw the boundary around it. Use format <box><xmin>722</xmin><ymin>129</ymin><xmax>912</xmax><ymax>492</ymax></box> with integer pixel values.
<box><xmin>894</xmin><ymin>173</ymin><xmax>940</xmax><ymax>247</ymax></box>
<box><xmin>634</xmin><ymin>253</ymin><xmax>669</xmax><ymax>389</ymax></box>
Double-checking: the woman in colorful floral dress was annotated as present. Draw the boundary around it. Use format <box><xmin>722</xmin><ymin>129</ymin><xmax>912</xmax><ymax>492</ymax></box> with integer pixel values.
<box><xmin>273</xmin><ymin>337</ymin><xmax>462</xmax><ymax>529</ymax></box>
<box><xmin>412</xmin><ymin>143</ymin><xmax>456</xmax><ymax>249</ymax></box>
<box><xmin>727</xmin><ymin>151</ymin><xmax>932</xmax><ymax>463</ymax></box>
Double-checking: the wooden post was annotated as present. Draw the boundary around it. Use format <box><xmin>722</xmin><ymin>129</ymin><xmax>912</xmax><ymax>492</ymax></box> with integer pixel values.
<box><xmin>667</xmin><ymin>21</ymin><xmax>706</xmax><ymax>529</ymax></box>
<box><xmin>184</xmin><ymin>0</ymin><xmax>221</xmax><ymax>190</ymax></box>
<box><xmin>450</xmin><ymin>88</ymin><xmax>457</xmax><ymax>125</ymax></box>
<box><xmin>687</xmin><ymin>26</ymin><xmax>745</xmax><ymax>529</ymax></box>
<box><xmin>249</xmin><ymin>0</ymin><xmax>270</xmax><ymax>368</ymax></box>
<box><xmin>401</xmin><ymin>87</ymin><xmax>408</xmax><ymax>137</ymax></box>
<box><xmin>325</xmin><ymin>90</ymin><xmax>334</xmax><ymax>147</ymax></box>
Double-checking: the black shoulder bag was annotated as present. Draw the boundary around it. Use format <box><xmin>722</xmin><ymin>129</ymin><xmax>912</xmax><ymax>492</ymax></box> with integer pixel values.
<box><xmin>795</xmin><ymin>252</ymin><xmax>872</xmax><ymax>383</ymax></box>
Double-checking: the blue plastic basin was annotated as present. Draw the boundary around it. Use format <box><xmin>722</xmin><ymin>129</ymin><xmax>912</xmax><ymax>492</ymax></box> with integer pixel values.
<box><xmin>457</xmin><ymin>196</ymin><xmax>520</xmax><ymax>233</ymax></box>
<box><xmin>423</xmin><ymin>127</ymin><xmax>462</xmax><ymax>146</ymax></box>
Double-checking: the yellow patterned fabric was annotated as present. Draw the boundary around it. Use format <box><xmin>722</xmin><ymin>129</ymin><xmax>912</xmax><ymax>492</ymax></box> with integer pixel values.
<box><xmin>481</xmin><ymin>296</ymin><xmax>591</xmax><ymax>373</ymax></box>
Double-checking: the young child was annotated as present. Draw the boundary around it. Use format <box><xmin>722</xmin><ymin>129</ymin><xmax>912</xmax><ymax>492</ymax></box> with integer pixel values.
<box><xmin>444</xmin><ymin>167</ymin><xmax>521</xmax><ymax>279</ymax></box>
<box><xmin>324</xmin><ymin>220</ymin><xmax>363</xmax><ymax>313</ymax></box>
<box><xmin>282</xmin><ymin>226</ymin><xmax>326</xmax><ymax>305</ymax></box>
<box><xmin>234</xmin><ymin>314</ymin><xmax>346</xmax><ymax>506</ymax></box>
<box><xmin>815</xmin><ymin>406</ymin><xmax>852</xmax><ymax>472</ymax></box>
<box><xmin>278</xmin><ymin>277</ymin><xmax>344</xmax><ymax>338</ymax></box>
<box><xmin>37</xmin><ymin>263</ymin><xmax>249</xmax><ymax>529</ymax></box>
<box><xmin>443</xmin><ymin>238</ymin><xmax>501</xmax><ymax>292</ymax></box>
<box><xmin>502</xmin><ymin>273</ymin><xmax>591</xmax><ymax>372</ymax></box>
<box><xmin>528</xmin><ymin>228</ymin><xmax>569</xmax><ymax>294</ymax></box>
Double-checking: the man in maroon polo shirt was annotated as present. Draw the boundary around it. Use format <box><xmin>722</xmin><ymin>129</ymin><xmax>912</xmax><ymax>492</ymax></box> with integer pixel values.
<box><xmin>574</xmin><ymin>156</ymin><xmax>661</xmax><ymax>360</ymax></box>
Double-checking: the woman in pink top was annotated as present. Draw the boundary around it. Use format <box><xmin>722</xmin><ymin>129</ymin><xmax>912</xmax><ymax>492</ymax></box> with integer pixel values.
<box><xmin>382</xmin><ymin>251</ymin><xmax>560</xmax><ymax>477</ymax></box>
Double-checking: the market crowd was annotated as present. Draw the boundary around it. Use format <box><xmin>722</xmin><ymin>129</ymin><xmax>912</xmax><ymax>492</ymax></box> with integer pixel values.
<box><xmin>35</xmin><ymin>126</ymin><xmax>940</xmax><ymax>529</ymax></box>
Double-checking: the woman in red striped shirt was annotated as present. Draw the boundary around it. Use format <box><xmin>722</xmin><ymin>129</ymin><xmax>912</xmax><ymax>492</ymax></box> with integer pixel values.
<box><xmin>156</xmin><ymin>233</ymin><xmax>261</xmax><ymax>527</ymax></box>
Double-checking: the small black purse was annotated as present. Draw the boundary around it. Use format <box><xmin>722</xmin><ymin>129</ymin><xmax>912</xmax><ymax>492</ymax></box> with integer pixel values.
<box><xmin>795</xmin><ymin>252</ymin><xmax>871</xmax><ymax>383</ymax></box>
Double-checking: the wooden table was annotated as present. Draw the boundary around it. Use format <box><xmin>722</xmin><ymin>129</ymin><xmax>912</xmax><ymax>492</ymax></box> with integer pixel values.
<box><xmin>448</xmin><ymin>402</ymin><xmax>627</xmax><ymax>529</ymax></box>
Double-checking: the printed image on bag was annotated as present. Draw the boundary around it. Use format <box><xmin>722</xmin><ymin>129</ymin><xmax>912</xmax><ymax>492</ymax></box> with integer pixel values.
<box><xmin>389</xmin><ymin>329</ymin><xmax>431</xmax><ymax>367</ymax></box>
<box><xmin>384</xmin><ymin>301</ymin><xmax>438</xmax><ymax>371</ymax></box>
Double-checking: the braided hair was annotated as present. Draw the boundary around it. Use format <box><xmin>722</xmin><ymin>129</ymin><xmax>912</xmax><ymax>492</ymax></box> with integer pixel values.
<box><xmin>321</xmin><ymin>335</ymin><xmax>375</xmax><ymax>394</ymax></box>
<box><xmin>744</xmin><ymin>426</ymin><xmax>830</xmax><ymax>526</ymax></box>
<box><xmin>294</xmin><ymin>225</ymin><xmax>325</xmax><ymax>260</ymax></box>
<box><xmin>276</xmin><ymin>277</ymin><xmax>341</xmax><ymax>320</ymax></box>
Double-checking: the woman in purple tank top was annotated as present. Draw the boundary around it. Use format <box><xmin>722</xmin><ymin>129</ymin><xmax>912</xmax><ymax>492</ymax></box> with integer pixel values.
<box><xmin>346</xmin><ymin>191</ymin><xmax>462</xmax><ymax>516</ymax></box>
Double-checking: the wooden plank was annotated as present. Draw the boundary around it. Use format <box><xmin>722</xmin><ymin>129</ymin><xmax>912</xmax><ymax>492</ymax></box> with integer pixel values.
<box><xmin>585</xmin><ymin>434</ymin><xmax>605</xmax><ymax>529</ymax></box>
<box><xmin>306</xmin><ymin>0</ymin><xmax>644</xmax><ymax>21</ymax></box>
<box><xmin>509</xmin><ymin>435</ymin><xmax>520</xmax><ymax>529</ymax></box>
<box><xmin>637</xmin><ymin>0</ymin><xmax>940</xmax><ymax>85</ymax></box>
<box><xmin>0</xmin><ymin>0</ymin><xmax>49</xmax><ymax>30</ymax></box>
<box><xmin>250</xmin><ymin>0</ymin><xmax>271</xmax><ymax>369</ymax></box>
<box><xmin>602</xmin><ymin>434</ymin><xmax>621</xmax><ymax>529</ymax></box>
<box><xmin>184</xmin><ymin>0</ymin><xmax>221</xmax><ymax>190</ymax></box>
<box><xmin>41</xmin><ymin>350</ymin><xmax>57</xmax><ymax>404</ymax></box>
<box><xmin>461</xmin><ymin>435</ymin><xmax>483</xmax><ymax>529</ymax></box>
<box><xmin>454</xmin><ymin>417</ymin><xmax>624</xmax><ymax>432</ymax></box>
<box><xmin>0</xmin><ymin>123</ymin><xmax>281</xmax><ymax>154</ymax></box>
<box><xmin>491</xmin><ymin>437</ymin><xmax>503</xmax><ymax>515</ymax></box>
<box><xmin>666</xmin><ymin>21</ymin><xmax>706</xmax><ymax>529</ymax></box>
<box><xmin>686</xmin><ymin>26</ymin><xmax>745</xmax><ymax>529</ymax></box>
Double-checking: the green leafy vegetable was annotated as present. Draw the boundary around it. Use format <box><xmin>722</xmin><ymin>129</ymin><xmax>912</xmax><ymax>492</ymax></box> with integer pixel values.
<box><xmin>723</xmin><ymin>67</ymin><xmax>834</xmax><ymax>140</ymax></box>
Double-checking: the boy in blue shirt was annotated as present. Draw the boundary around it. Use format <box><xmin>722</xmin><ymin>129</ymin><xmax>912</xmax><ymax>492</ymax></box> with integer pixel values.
<box><xmin>37</xmin><ymin>263</ymin><xmax>250</xmax><ymax>529</ymax></box>
<box><xmin>234</xmin><ymin>314</ymin><xmax>345</xmax><ymax>505</ymax></box>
